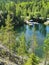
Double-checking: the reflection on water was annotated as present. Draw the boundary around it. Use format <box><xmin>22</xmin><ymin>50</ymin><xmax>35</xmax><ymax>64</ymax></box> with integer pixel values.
<box><xmin>16</xmin><ymin>24</ymin><xmax>49</xmax><ymax>57</ymax></box>
<box><xmin>39</xmin><ymin>24</ymin><xmax>46</xmax><ymax>37</ymax></box>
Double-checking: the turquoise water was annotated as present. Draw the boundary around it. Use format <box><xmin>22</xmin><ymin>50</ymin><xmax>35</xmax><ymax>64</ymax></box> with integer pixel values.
<box><xmin>16</xmin><ymin>24</ymin><xmax>49</xmax><ymax>57</ymax></box>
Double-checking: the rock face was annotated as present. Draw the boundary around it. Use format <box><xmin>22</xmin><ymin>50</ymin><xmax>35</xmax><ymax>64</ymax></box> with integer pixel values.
<box><xmin>0</xmin><ymin>43</ymin><xmax>24</xmax><ymax>65</ymax></box>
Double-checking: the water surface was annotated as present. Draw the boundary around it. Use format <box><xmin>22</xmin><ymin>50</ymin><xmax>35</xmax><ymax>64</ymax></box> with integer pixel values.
<box><xmin>16</xmin><ymin>24</ymin><xmax>49</xmax><ymax>57</ymax></box>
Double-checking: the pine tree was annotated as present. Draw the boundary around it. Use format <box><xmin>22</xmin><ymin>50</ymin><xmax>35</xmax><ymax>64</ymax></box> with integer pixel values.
<box><xmin>24</xmin><ymin>53</ymin><xmax>39</xmax><ymax>65</ymax></box>
<box><xmin>17</xmin><ymin>34</ymin><xmax>27</xmax><ymax>56</ymax></box>
<box><xmin>43</xmin><ymin>34</ymin><xmax>49</xmax><ymax>65</ymax></box>
<box><xmin>3</xmin><ymin>14</ymin><xmax>16</xmax><ymax>52</ymax></box>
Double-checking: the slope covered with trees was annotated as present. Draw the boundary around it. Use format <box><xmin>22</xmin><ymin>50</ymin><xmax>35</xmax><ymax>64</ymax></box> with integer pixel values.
<box><xmin>0</xmin><ymin>0</ymin><xmax>49</xmax><ymax>27</ymax></box>
<box><xmin>0</xmin><ymin>0</ymin><xmax>49</xmax><ymax>65</ymax></box>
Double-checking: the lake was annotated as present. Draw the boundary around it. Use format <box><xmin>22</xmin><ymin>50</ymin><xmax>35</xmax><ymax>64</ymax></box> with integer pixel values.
<box><xmin>16</xmin><ymin>23</ymin><xmax>49</xmax><ymax>57</ymax></box>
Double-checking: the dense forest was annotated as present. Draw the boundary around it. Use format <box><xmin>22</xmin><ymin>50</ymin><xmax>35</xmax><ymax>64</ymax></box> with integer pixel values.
<box><xmin>0</xmin><ymin>0</ymin><xmax>49</xmax><ymax>27</ymax></box>
<box><xmin>0</xmin><ymin>0</ymin><xmax>49</xmax><ymax>65</ymax></box>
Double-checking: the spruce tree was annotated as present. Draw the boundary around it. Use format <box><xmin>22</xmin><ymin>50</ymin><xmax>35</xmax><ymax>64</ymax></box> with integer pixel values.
<box><xmin>3</xmin><ymin>14</ymin><xmax>16</xmax><ymax>52</ymax></box>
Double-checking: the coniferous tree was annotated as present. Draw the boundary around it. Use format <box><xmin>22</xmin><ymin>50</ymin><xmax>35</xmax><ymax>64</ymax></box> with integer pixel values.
<box><xmin>3</xmin><ymin>14</ymin><xmax>16</xmax><ymax>52</ymax></box>
<box><xmin>24</xmin><ymin>53</ymin><xmax>39</xmax><ymax>65</ymax></box>
<box><xmin>43</xmin><ymin>35</ymin><xmax>49</xmax><ymax>65</ymax></box>
<box><xmin>17</xmin><ymin>34</ymin><xmax>27</xmax><ymax>56</ymax></box>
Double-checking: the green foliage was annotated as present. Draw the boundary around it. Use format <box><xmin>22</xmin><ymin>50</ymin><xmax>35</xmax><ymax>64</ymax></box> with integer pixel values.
<box><xmin>44</xmin><ymin>34</ymin><xmax>49</xmax><ymax>57</ymax></box>
<box><xmin>0</xmin><ymin>0</ymin><xmax>49</xmax><ymax>27</ymax></box>
<box><xmin>5</xmin><ymin>2</ymin><xmax>16</xmax><ymax>15</ymax></box>
<box><xmin>1</xmin><ymin>14</ymin><xmax>16</xmax><ymax>52</ymax></box>
<box><xmin>16</xmin><ymin>1</ymin><xmax>49</xmax><ymax>19</ymax></box>
<box><xmin>43</xmin><ymin>34</ymin><xmax>49</xmax><ymax>65</ymax></box>
<box><xmin>5</xmin><ymin>14</ymin><xmax>13</xmax><ymax>31</ymax></box>
<box><xmin>0</xmin><ymin>0</ymin><xmax>49</xmax><ymax>61</ymax></box>
<box><xmin>24</xmin><ymin>53</ymin><xmax>39</xmax><ymax>65</ymax></box>
<box><xmin>0</xmin><ymin>26</ymin><xmax>5</xmax><ymax>41</ymax></box>
<box><xmin>17</xmin><ymin>34</ymin><xmax>27</xmax><ymax>56</ymax></box>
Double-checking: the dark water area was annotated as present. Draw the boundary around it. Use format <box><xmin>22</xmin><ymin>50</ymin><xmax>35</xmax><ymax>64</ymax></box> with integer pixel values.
<box><xmin>15</xmin><ymin>24</ymin><xmax>49</xmax><ymax>57</ymax></box>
